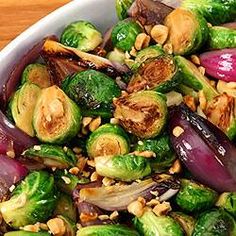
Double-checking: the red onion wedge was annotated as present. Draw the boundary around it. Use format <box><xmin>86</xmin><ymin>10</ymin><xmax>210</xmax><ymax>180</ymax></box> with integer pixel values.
<box><xmin>221</xmin><ymin>22</ymin><xmax>236</xmax><ymax>30</ymax></box>
<box><xmin>169</xmin><ymin>104</ymin><xmax>236</xmax><ymax>192</ymax></box>
<box><xmin>200</xmin><ymin>49</ymin><xmax>236</xmax><ymax>82</ymax></box>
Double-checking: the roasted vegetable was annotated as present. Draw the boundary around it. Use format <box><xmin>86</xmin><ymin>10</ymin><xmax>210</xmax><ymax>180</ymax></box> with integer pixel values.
<box><xmin>164</xmin><ymin>8</ymin><xmax>209</xmax><ymax>55</ymax></box>
<box><xmin>10</xmin><ymin>83</ymin><xmax>41</xmax><ymax>137</ymax></box>
<box><xmin>21</xmin><ymin>63</ymin><xmax>51</xmax><ymax>88</ymax></box>
<box><xmin>62</xmin><ymin>70</ymin><xmax>121</xmax><ymax>118</ymax></box>
<box><xmin>87</xmin><ymin>124</ymin><xmax>130</xmax><ymax>158</ymax></box>
<box><xmin>107</xmin><ymin>48</ymin><xmax>126</xmax><ymax>64</ymax></box>
<box><xmin>176</xmin><ymin>179</ymin><xmax>218</xmax><ymax>213</ymax></box>
<box><xmin>134</xmin><ymin>211</ymin><xmax>184</xmax><ymax>236</ymax></box>
<box><xmin>114</xmin><ymin>90</ymin><xmax>167</xmax><ymax>139</ymax></box>
<box><xmin>23</xmin><ymin>144</ymin><xmax>76</xmax><ymax>169</ymax></box>
<box><xmin>116</xmin><ymin>0</ymin><xmax>134</xmax><ymax>20</ymax></box>
<box><xmin>95</xmin><ymin>154</ymin><xmax>151</xmax><ymax>181</ymax></box>
<box><xmin>0</xmin><ymin>171</ymin><xmax>57</xmax><ymax>229</ymax></box>
<box><xmin>217</xmin><ymin>81</ymin><xmax>236</xmax><ymax>97</ymax></box>
<box><xmin>4</xmin><ymin>232</ymin><xmax>50</xmax><ymax>236</ymax></box>
<box><xmin>58</xmin><ymin>215</ymin><xmax>77</xmax><ymax>236</ymax></box>
<box><xmin>111</xmin><ymin>20</ymin><xmax>142</xmax><ymax>52</ymax></box>
<box><xmin>192</xmin><ymin>209</ymin><xmax>236</xmax><ymax>236</ymax></box>
<box><xmin>60</xmin><ymin>21</ymin><xmax>102</xmax><ymax>52</ymax></box>
<box><xmin>33</xmin><ymin>85</ymin><xmax>81</xmax><ymax>144</ymax></box>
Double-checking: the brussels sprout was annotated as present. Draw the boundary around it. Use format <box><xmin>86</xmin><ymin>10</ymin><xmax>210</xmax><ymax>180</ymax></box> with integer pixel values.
<box><xmin>164</xmin><ymin>8</ymin><xmax>209</xmax><ymax>55</ymax></box>
<box><xmin>111</xmin><ymin>20</ymin><xmax>142</xmax><ymax>52</ymax></box>
<box><xmin>127</xmin><ymin>55</ymin><xmax>181</xmax><ymax>93</ymax></box>
<box><xmin>0</xmin><ymin>171</ymin><xmax>57</xmax><ymax>229</ymax></box>
<box><xmin>58</xmin><ymin>215</ymin><xmax>76</xmax><ymax>236</ymax></box>
<box><xmin>4</xmin><ymin>232</ymin><xmax>50</xmax><ymax>236</ymax></box>
<box><xmin>181</xmin><ymin>0</ymin><xmax>236</xmax><ymax>25</ymax></box>
<box><xmin>60</xmin><ymin>20</ymin><xmax>103</xmax><ymax>52</ymax></box>
<box><xmin>107</xmin><ymin>48</ymin><xmax>126</xmax><ymax>64</ymax></box>
<box><xmin>208</xmin><ymin>26</ymin><xmax>236</xmax><ymax>49</ymax></box>
<box><xmin>114</xmin><ymin>90</ymin><xmax>167</xmax><ymax>139</ymax></box>
<box><xmin>10</xmin><ymin>83</ymin><xmax>41</xmax><ymax>137</ymax></box>
<box><xmin>23</xmin><ymin>144</ymin><xmax>76</xmax><ymax>169</ymax></box>
<box><xmin>216</xmin><ymin>192</ymin><xmax>236</xmax><ymax>218</ymax></box>
<box><xmin>192</xmin><ymin>209</ymin><xmax>236</xmax><ymax>236</ymax></box>
<box><xmin>95</xmin><ymin>154</ymin><xmax>151</xmax><ymax>181</ymax></box>
<box><xmin>33</xmin><ymin>85</ymin><xmax>81</xmax><ymax>144</ymax></box>
<box><xmin>176</xmin><ymin>179</ymin><xmax>218</xmax><ymax>213</ymax></box>
<box><xmin>176</xmin><ymin>84</ymin><xmax>198</xmax><ymax>99</ymax></box>
<box><xmin>135</xmin><ymin>135</ymin><xmax>176</xmax><ymax>172</ymax></box>
<box><xmin>62</xmin><ymin>70</ymin><xmax>121</xmax><ymax>118</ymax></box>
<box><xmin>170</xmin><ymin>212</ymin><xmax>196</xmax><ymax>236</ymax></box>
<box><xmin>21</xmin><ymin>63</ymin><xmax>52</xmax><ymax>88</ymax></box>
<box><xmin>116</xmin><ymin>0</ymin><xmax>134</xmax><ymax>20</ymax></box>
<box><xmin>87</xmin><ymin>124</ymin><xmax>130</xmax><ymax>158</ymax></box>
<box><xmin>134</xmin><ymin>211</ymin><xmax>184</xmax><ymax>236</ymax></box>
<box><xmin>175</xmin><ymin>56</ymin><xmax>218</xmax><ymax>100</ymax></box>
<box><xmin>77</xmin><ymin>225</ymin><xmax>140</xmax><ymax>236</ymax></box>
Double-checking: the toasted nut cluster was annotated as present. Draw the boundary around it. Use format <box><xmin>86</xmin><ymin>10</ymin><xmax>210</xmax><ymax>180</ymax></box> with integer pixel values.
<box><xmin>198</xmin><ymin>90</ymin><xmax>207</xmax><ymax>111</ymax></box>
<box><xmin>61</xmin><ymin>176</ymin><xmax>71</xmax><ymax>185</ymax></box>
<box><xmin>163</xmin><ymin>43</ymin><xmax>173</xmax><ymax>54</ymax></box>
<box><xmin>110</xmin><ymin>118</ymin><xmax>119</xmax><ymax>125</ymax></box>
<box><xmin>98</xmin><ymin>214</ymin><xmax>110</xmax><ymax>220</ymax></box>
<box><xmin>151</xmin><ymin>25</ymin><xmax>169</xmax><ymax>45</ymax></box>
<box><xmin>89</xmin><ymin>116</ymin><xmax>102</xmax><ymax>132</ymax></box>
<box><xmin>169</xmin><ymin>159</ymin><xmax>182</xmax><ymax>174</ymax></box>
<box><xmin>87</xmin><ymin>159</ymin><xmax>95</xmax><ymax>167</ymax></box>
<box><xmin>144</xmin><ymin>25</ymin><xmax>153</xmax><ymax>35</ymax></box>
<box><xmin>69</xmin><ymin>167</ymin><xmax>80</xmax><ymax>175</ymax></box>
<box><xmin>172</xmin><ymin>126</ymin><xmax>184</xmax><ymax>138</ymax></box>
<box><xmin>198</xmin><ymin>66</ymin><xmax>206</xmax><ymax>75</ymax></box>
<box><xmin>184</xmin><ymin>95</ymin><xmax>197</xmax><ymax>112</ymax></box>
<box><xmin>135</xmin><ymin>33</ymin><xmax>151</xmax><ymax>50</ymax></box>
<box><xmin>110</xmin><ymin>211</ymin><xmax>119</xmax><ymax>220</ymax></box>
<box><xmin>130</xmin><ymin>46</ymin><xmax>137</xmax><ymax>57</ymax></box>
<box><xmin>47</xmin><ymin>218</ymin><xmax>66</xmax><ymax>236</ymax></box>
<box><xmin>190</xmin><ymin>55</ymin><xmax>201</xmax><ymax>65</ymax></box>
<box><xmin>127</xmin><ymin>200</ymin><xmax>145</xmax><ymax>217</ymax></box>
<box><xmin>102</xmin><ymin>177</ymin><xmax>115</xmax><ymax>186</ymax></box>
<box><xmin>90</xmin><ymin>171</ymin><xmax>99</xmax><ymax>181</ymax></box>
<box><xmin>6</xmin><ymin>150</ymin><xmax>15</xmax><ymax>159</ymax></box>
<box><xmin>146</xmin><ymin>199</ymin><xmax>160</xmax><ymax>207</ymax></box>
<box><xmin>152</xmin><ymin>202</ymin><xmax>172</xmax><ymax>216</ymax></box>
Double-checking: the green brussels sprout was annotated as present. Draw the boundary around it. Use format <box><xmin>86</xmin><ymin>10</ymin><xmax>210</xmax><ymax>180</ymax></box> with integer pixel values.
<box><xmin>181</xmin><ymin>0</ymin><xmax>236</xmax><ymax>25</ymax></box>
<box><xmin>0</xmin><ymin>171</ymin><xmax>57</xmax><ymax>229</ymax></box>
<box><xmin>164</xmin><ymin>8</ymin><xmax>209</xmax><ymax>55</ymax></box>
<box><xmin>127</xmin><ymin>55</ymin><xmax>182</xmax><ymax>93</ymax></box>
<box><xmin>60</xmin><ymin>20</ymin><xmax>103</xmax><ymax>52</ymax></box>
<box><xmin>116</xmin><ymin>0</ymin><xmax>134</xmax><ymax>20</ymax></box>
<box><xmin>134</xmin><ymin>211</ymin><xmax>184</xmax><ymax>236</ymax></box>
<box><xmin>87</xmin><ymin>124</ymin><xmax>130</xmax><ymax>158</ymax></box>
<box><xmin>10</xmin><ymin>83</ymin><xmax>41</xmax><ymax>137</ymax></box>
<box><xmin>192</xmin><ymin>209</ymin><xmax>236</xmax><ymax>236</ymax></box>
<box><xmin>107</xmin><ymin>48</ymin><xmax>126</xmax><ymax>64</ymax></box>
<box><xmin>208</xmin><ymin>26</ymin><xmax>236</xmax><ymax>49</ymax></box>
<box><xmin>77</xmin><ymin>225</ymin><xmax>140</xmax><ymax>236</ymax></box>
<box><xmin>21</xmin><ymin>63</ymin><xmax>52</xmax><ymax>88</ymax></box>
<box><xmin>111</xmin><ymin>20</ymin><xmax>142</xmax><ymax>52</ymax></box>
<box><xmin>23</xmin><ymin>144</ymin><xmax>76</xmax><ymax>169</ymax></box>
<box><xmin>4</xmin><ymin>232</ymin><xmax>50</xmax><ymax>236</ymax></box>
<box><xmin>33</xmin><ymin>85</ymin><xmax>81</xmax><ymax>144</ymax></box>
<box><xmin>176</xmin><ymin>179</ymin><xmax>218</xmax><ymax>213</ymax></box>
<box><xmin>58</xmin><ymin>215</ymin><xmax>76</xmax><ymax>236</ymax></box>
<box><xmin>176</xmin><ymin>84</ymin><xmax>198</xmax><ymax>99</ymax></box>
<box><xmin>114</xmin><ymin>90</ymin><xmax>167</xmax><ymax>139</ymax></box>
<box><xmin>95</xmin><ymin>154</ymin><xmax>151</xmax><ymax>181</ymax></box>
<box><xmin>175</xmin><ymin>56</ymin><xmax>218</xmax><ymax>100</ymax></box>
<box><xmin>216</xmin><ymin>192</ymin><xmax>236</xmax><ymax>218</ymax></box>
<box><xmin>135</xmin><ymin>134</ymin><xmax>176</xmax><ymax>172</ymax></box>
<box><xmin>170</xmin><ymin>212</ymin><xmax>196</xmax><ymax>236</ymax></box>
<box><xmin>62</xmin><ymin>70</ymin><xmax>121</xmax><ymax>118</ymax></box>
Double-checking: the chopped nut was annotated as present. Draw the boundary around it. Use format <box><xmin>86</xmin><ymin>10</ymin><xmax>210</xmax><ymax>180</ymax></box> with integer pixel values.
<box><xmin>80</xmin><ymin>213</ymin><xmax>98</xmax><ymax>223</ymax></box>
<box><xmin>150</xmin><ymin>190</ymin><xmax>159</xmax><ymax>197</ymax></box>
<box><xmin>69</xmin><ymin>167</ymin><xmax>80</xmax><ymax>175</ymax></box>
<box><xmin>207</xmin><ymin>22</ymin><xmax>213</xmax><ymax>28</ymax></box>
<box><xmin>98</xmin><ymin>215</ymin><xmax>110</xmax><ymax>220</ymax></box>
<box><xmin>6</xmin><ymin>150</ymin><xmax>15</xmax><ymax>158</ymax></box>
<box><xmin>33</xmin><ymin>145</ymin><xmax>41</xmax><ymax>151</ymax></box>
<box><xmin>172</xmin><ymin>126</ymin><xmax>184</xmax><ymax>138</ymax></box>
<box><xmin>152</xmin><ymin>202</ymin><xmax>172</xmax><ymax>216</ymax></box>
<box><xmin>76</xmin><ymin>223</ymin><xmax>82</xmax><ymax>230</ymax></box>
<box><xmin>184</xmin><ymin>95</ymin><xmax>197</xmax><ymax>111</ymax></box>
<box><xmin>110</xmin><ymin>118</ymin><xmax>119</xmax><ymax>124</ymax></box>
<box><xmin>89</xmin><ymin>116</ymin><xmax>102</xmax><ymax>132</ymax></box>
<box><xmin>47</xmin><ymin>218</ymin><xmax>66</xmax><ymax>236</ymax></box>
<box><xmin>130</xmin><ymin>46</ymin><xmax>137</xmax><ymax>57</ymax></box>
<box><xmin>73</xmin><ymin>147</ymin><xmax>82</xmax><ymax>154</ymax></box>
<box><xmin>209</xmin><ymin>80</ymin><xmax>216</xmax><ymax>88</ymax></box>
<box><xmin>151</xmin><ymin>25</ymin><xmax>169</xmax><ymax>45</ymax></box>
<box><xmin>87</xmin><ymin>159</ymin><xmax>95</xmax><ymax>167</ymax></box>
<box><xmin>9</xmin><ymin>185</ymin><xmax>15</xmax><ymax>192</ymax></box>
<box><xmin>38</xmin><ymin>223</ymin><xmax>49</xmax><ymax>231</ymax></box>
<box><xmin>76</xmin><ymin>157</ymin><xmax>88</xmax><ymax>172</ymax></box>
<box><xmin>133</xmin><ymin>150</ymin><xmax>156</xmax><ymax>158</ymax></box>
<box><xmin>61</xmin><ymin>176</ymin><xmax>71</xmax><ymax>185</ymax></box>
<box><xmin>144</xmin><ymin>25</ymin><xmax>153</xmax><ymax>35</ymax></box>
<box><xmin>135</xmin><ymin>33</ymin><xmax>150</xmax><ymax>50</ymax></box>
<box><xmin>51</xmin><ymin>167</ymin><xmax>57</xmax><ymax>172</ymax></box>
<box><xmin>82</xmin><ymin>171</ymin><xmax>90</xmax><ymax>178</ymax></box>
<box><xmin>63</xmin><ymin>146</ymin><xmax>68</xmax><ymax>152</ymax></box>
<box><xmin>102</xmin><ymin>177</ymin><xmax>115</xmax><ymax>186</ymax></box>
<box><xmin>110</xmin><ymin>211</ymin><xmax>119</xmax><ymax>220</ymax></box>
<box><xmin>127</xmin><ymin>200</ymin><xmax>144</xmax><ymax>217</ymax></box>
<box><xmin>90</xmin><ymin>171</ymin><xmax>99</xmax><ymax>181</ymax></box>
<box><xmin>146</xmin><ymin>199</ymin><xmax>160</xmax><ymax>207</ymax></box>
<box><xmin>199</xmin><ymin>90</ymin><xmax>207</xmax><ymax>111</ymax></box>
<box><xmin>137</xmin><ymin>197</ymin><xmax>146</xmax><ymax>206</ymax></box>
<box><xmin>190</xmin><ymin>55</ymin><xmax>201</xmax><ymax>65</ymax></box>
<box><xmin>198</xmin><ymin>66</ymin><xmax>206</xmax><ymax>75</ymax></box>
<box><xmin>82</xmin><ymin>117</ymin><xmax>93</xmax><ymax>127</ymax></box>
<box><xmin>169</xmin><ymin>159</ymin><xmax>182</xmax><ymax>174</ymax></box>
<box><xmin>22</xmin><ymin>224</ymin><xmax>39</xmax><ymax>232</ymax></box>
<box><xmin>163</xmin><ymin>43</ymin><xmax>173</xmax><ymax>54</ymax></box>
<box><xmin>81</xmin><ymin>126</ymin><xmax>89</xmax><ymax>135</ymax></box>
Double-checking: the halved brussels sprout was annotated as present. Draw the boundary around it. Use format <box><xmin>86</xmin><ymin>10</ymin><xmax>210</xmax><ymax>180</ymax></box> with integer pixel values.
<box><xmin>127</xmin><ymin>55</ymin><xmax>181</xmax><ymax>93</ymax></box>
<box><xmin>4</xmin><ymin>232</ymin><xmax>50</xmax><ymax>236</ymax></box>
<box><xmin>116</xmin><ymin>0</ymin><xmax>134</xmax><ymax>20</ymax></box>
<box><xmin>60</xmin><ymin>20</ymin><xmax>103</xmax><ymax>52</ymax></box>
<box><xmin>58</xmin><ymin>215</ymin><xmax>76</xmax><ymax>236</ymax></box>
<box><xmin>107</xmin><ymin>48</ymin><xmax>126</xmax><ymax>64</ymax></box>
<box><xmin>176</xmin><ymin>179</ymin><xmax>218</xmax><ymax>213</ymax></box>
<box><xmin>10</xmin><ymin>83</ymin><xmax>41</xmax><ymax>137</ymax></box>
<box><xmin>134</xmin><ymin>211</ymin><xmax>184</xmax><ymax>236</ymax></box>
<box><xmin>23</xmin><ymin>144</ymin><xmax>76</xmax><ymax>169</ymax></box>
<box><xmin>0</xmin><ymin>171</ymin><xmax>57</xmax><ymax>229</ymax></box>
<box><xmin>114</xmin><ymin>90</ymin><xmax>167</xmax><ymax>139</ymax></box>
<box><xmin>87</xmin><ymin>124</ymin><xmax>130</xmax><ymax>158</ymax></box>
<box><xmin>164</xmin><ymin>8</ymin><xmax>209</xmax><ymax>55</ymax></box>
<box><xmin>62</xmin><ymin>70</ymin><xmax>121</xmax><ymax>118</ymax></box>
<box><xmin>95</xmin><ymin>154</ymin><xmax>151</xmax><ymax>181</ymax></box>
<box><xmin>33</xmin><ymin>85</ymin><xmax>81</xmax><ymax>144</ymax></box>
<box><xmin>21</xmin><ymin>63</ymin><xmax>52</xmax><ymax>88</ymax></box>
<box><xmin>111</xmin><ymin>20</ymin><xmax>142</xmax><ymax>52</ymax></box>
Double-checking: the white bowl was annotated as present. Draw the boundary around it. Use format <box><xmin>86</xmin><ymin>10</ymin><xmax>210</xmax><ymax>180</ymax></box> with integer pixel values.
<box><xmin>0</xmin><ymin>0</ymin><xmax>117</xmax><ymax>81</ymax></box>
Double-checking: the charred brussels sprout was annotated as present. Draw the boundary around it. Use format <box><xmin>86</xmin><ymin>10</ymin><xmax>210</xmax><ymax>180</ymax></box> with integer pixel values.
<box><xmin>116</xmin><ymin>0</ymin><xmax>134</xmax><ymax>20</ymax></box>
<box><xmin>176</xmin><ymin>179</ymin><xmax>218</xmax><ymax>213</ymax></box>
<box><xmin>111</xmin><ymin>20</ymin><xmax>142</xmax><ymax>51</ymax></box>
<box><xmin>62</xmin><ymin>70</ymin><xmax>121</xmax><ymax>118</ymax></box>
<box><xmin>58</xmin><ymin>215</ymin><xmax>77</xmax><ymax>236</ymax></box>
<box><xmin>134</xmin><ymin>211</ymin><xmax>184</xmax><ymax>236</ymax></box>
<box><xmin>164</xmin><ymin>8</ymin><xmax>209</xmax><ymax>55</ymax></box>
<box><xmin>114</xmin><ymin>90</ymin><xmax>167</xmax><ymax>139</ymax></box>
<box><xmin>60</xmin><ymin>20</ymin><xmax>103</xmax><ymax>52</ymax></box>
<box><xmin>192</xmin><ymin>209</ymin><xmax>236</xmax><ymax>236</ymax></box>
<box><xmin>23</xmin><ymin>144</ymin><xmax>76</xmax><ymax>169</ymax></box>
<box><xmin>87</xmin><ymin>124</ymin><xmax>129</xmax><ymax>158</ymax></box>
<box><xmin>5</xmin><ymin>232</ymin><xmax>50</xmax><ymax>236</ymax></box>
<box><xmin>10</xmin><ymin>83</ymin><xmax>41</xmax><ymax>137</ymax></box>
<box><xmin>77</xmin><ymin>225</ymin><xmax>140</xmax><ymax>236</ymax></box>
<box><xmin>95</xmin><ymin>154</ymin><xmax>151</xmax><ymax>181</ymax></box>
<box><xmin>21</xmin><ymin>63</ymin><xmax>51</xmax><ymax>88</ymax></box>
<box><xmin>0</xmin><ymin>171</ymin><xmax>57</xmax><ymax>229</ymax></box>
<box><xmin>33</xmin><ymin>85</ymin><xmax>81</xmax><ymax>144</ymax></box>
<box><xmin>127</xmin><ymin>55</ymin><xmax>181</xmax><ymax>93</ymax></box>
